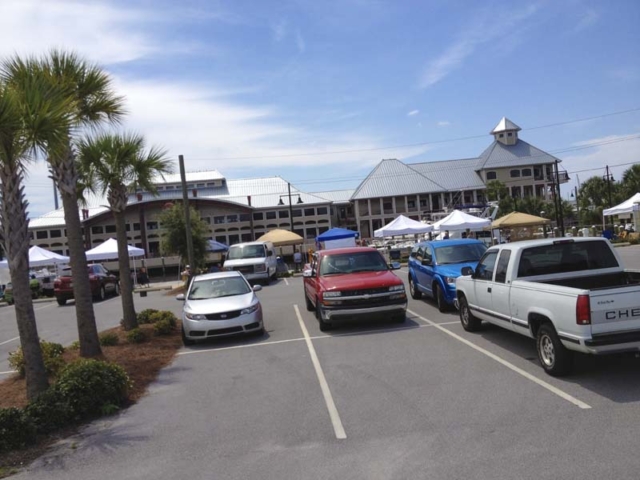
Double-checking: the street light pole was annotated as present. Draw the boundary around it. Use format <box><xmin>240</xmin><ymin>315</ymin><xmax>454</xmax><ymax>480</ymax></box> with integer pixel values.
<box><xmin>605</xmin><ymin>165</ymin><xmax>614</xmax><ymax>208</ymax></box>
<box><xmin>287</xmin><ymin>182</ymin><xmax>294</xmax><ymax>229</ymax></box>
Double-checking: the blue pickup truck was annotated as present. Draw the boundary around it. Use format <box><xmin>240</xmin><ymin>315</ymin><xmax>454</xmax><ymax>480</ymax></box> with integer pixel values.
<box><xmin>408</xmin><ymin>239</ymin><xmax>487</xmax><ymax>311</ymax></box>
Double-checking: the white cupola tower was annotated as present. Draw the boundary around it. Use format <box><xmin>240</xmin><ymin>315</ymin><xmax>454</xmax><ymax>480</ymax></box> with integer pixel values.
<box><xmin>491</xmin><ymin>117</ymin><xmax>521</xmax><ymax>146</ymax></box>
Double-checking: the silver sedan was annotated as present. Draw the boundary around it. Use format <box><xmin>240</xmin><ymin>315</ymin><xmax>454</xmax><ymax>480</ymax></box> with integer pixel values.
<box><xmin>177</xmin><ymin>271</ymin><xmax>264</xmax><ymax>345</ymax></box>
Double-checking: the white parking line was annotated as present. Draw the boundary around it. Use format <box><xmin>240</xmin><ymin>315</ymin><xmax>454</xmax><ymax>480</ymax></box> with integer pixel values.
<box><xmin>35</xmin><ymin>303</ymin><xmax>55</xmax><ymax>311</ymax></box>
<box><xmin>177</xmin><ymin>337</ymin><xmax>305</xmax><ymax>356</ymax></box>
<box><xmin>407</xmin><ymin>309</ymin><xmax>592</xmax><ymax>410</ymax></box>
<box><xmin>283</xmin><ymin>278</ymin><xmax>290</xmax><ymax>286</ymax></box>
<box><xmin>294</xmin><ymin>304</ymin><xmax>347</xmax><ymax>440</ymax></box>
<box><xmin>0</xmin><ymin>370</ymin><xmax>15</xmax><ymax>375</ymax></box>
<box><xmin>0</xmin><ymin>336</ymin><xmax>19</xmax><ymax>346</ymax></box>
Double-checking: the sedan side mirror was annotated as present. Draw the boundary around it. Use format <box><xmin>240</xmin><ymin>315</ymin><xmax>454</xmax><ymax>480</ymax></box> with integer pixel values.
<box><xmin>176</xmin><ymin>293</ymin><xmax>185</xmax><ymax>301</ymax></box>
<box><xmin>421</xmin><ymin>259</ymin><xmax>432</xmax><ymax>266</ymax></box>
<box><xmin>460</xmin><ymin>266</ymin><xmax>474</xmax><ymax>277</ymax></box>
<box><xmin>253</xmin><ymin>284</ymin><xmax>263</xmax><ymax>292</ymax></box>
<box><xmin>303</xmin><ymin>269</ymin><xmax>314</xmax><ymax>278</ymax></box>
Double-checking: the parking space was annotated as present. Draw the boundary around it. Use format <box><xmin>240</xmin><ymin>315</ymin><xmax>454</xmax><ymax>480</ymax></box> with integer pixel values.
<box><xmin>8</xmin><ymin>273</ymin><xmax>640</xmax><ymax>479</ymax></box>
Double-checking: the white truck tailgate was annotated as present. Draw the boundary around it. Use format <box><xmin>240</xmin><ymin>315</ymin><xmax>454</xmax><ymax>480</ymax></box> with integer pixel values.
<box><xmin>590</xmin><ymin>286</ymin><xmax>640</xmax><ymax>335</ymax></box>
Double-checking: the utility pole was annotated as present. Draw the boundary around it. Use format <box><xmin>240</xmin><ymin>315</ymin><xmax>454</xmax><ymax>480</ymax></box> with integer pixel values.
<box><xmin>574</xmin><ymin>186</ymin><xmax>580</xmax><ymax>228</ymax></box>
<box><xmin>604</xmin><ymin>165</ymin><xmax>614</xmax><ymax>208</ymax></box>
<box><xmin>554</xmin><ymin>159</ymin><xmax>565</xmax><ymax>236</ymax></box>
<box><xmin>53</xmin><ymin>178</ymin><xmax>59</xmax><ymax>210</ymax></box>
<box><xmin>179</xmin><ymin>155</ymin><xmax>195</xmax><ymax>282</ymax></box>
<box><xmin>287</xmin><ymin>182</ymin><xmax>294</xmax><ymax>227</ymax></box>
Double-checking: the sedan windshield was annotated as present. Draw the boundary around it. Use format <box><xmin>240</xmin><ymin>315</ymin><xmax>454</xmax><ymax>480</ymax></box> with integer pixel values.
<box><xmin>188</xmin><ymin>276</ymin><xmax>251</xmax><ymax>300</ymax></box>
<box><xmin>434</xmin><ymin>243</ymin><xmax>487</xmax><ymax>265</ymax></box>
<box><xmin>320</xmin><ymin>251</ymin><xmax>388</xmax><ymax>276</ymax></box>
<box><xmin>227</xmin><ymin>245</ymin><xmax>265</xmax><ymax>260</ymax></box>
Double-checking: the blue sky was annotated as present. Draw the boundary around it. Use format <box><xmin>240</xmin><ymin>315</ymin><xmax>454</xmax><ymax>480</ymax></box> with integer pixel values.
<box><xmin>1</xmin><ymin>0</ymin><xmax>639</xmax><ymax>217</ymax></box>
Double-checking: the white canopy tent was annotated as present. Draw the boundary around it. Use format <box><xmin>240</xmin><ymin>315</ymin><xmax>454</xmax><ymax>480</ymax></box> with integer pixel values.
<box><xmin>603</xmin><ymin>192</ymin><xmax>640</xmax><ymax>217</ymax></box>
<box><xmin>0</xmin><ymin>245</ymin><xmax>69</xmax><ymax>268</ymax></box>
<box><xmin>85</xmin><ymin>238</ymin><xmax>145</xmax><ymax>261</ymax></box>
<box><xmin>374</xmin><ymin>215</ymin><xmax>433</xmax><ymax>238</ymax></box>
<box><xmin>432</xmin><ymin>210</ymin><xmax>491</xmax><ymax>232</ymax></box>
<box><xmin>85</xmin><ymin>238</ymin><xmax>145</xmax><ymax>285</ymax></box>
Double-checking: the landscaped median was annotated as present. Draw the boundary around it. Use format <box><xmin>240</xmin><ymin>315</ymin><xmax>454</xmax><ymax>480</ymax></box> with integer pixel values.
<box><xmin>0</xmin><ymin>309</ymin><xmax>182</xmax><ymax>477</ymax></box>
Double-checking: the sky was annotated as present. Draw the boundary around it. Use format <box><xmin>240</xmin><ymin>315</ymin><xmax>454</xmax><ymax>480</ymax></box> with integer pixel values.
<box><xmin>0</xmin><ymin>0</ymin><xmax>639</xmax><ymax>218</ymax></box>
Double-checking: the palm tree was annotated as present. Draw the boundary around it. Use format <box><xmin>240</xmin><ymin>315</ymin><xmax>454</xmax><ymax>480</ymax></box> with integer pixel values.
<box><xmin>622</xmin><ymin>164</ymin><xmax>640</xmax><ymax>198</ymax></box>
<box><xmin>0</xmin><ymin>76</ymin><xmax>73</xmax><ymax>399</ymax></box>
<box><xmin>3</xmin><ymin>51</ymin><xmax>126</xmax><ymax>357</ymax></box>
<box><xmin>77</xmin><ymin>133</ymin><xmax>172</xmax><ymax>330</ymax></box>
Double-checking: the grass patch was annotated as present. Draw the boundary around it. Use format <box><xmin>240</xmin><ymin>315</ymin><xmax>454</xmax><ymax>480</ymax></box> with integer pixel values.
<box><xmin>0</xmin><ymin>322</ymin><xmax>181</xmax><ymax>474</ymax></box>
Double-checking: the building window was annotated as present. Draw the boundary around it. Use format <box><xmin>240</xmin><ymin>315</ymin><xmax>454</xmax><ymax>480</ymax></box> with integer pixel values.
<box><xmin>499</xmin><ymin>133</ymin><xmax>504</xmax><ymax>138</ymax></box>
<box><xmin>125</xmin><ymin>224</ymin><xmax>131</xmax><ymax>232</ymax></box>
<box><xmin>146</xmin><ymin>222</ymin><xmax>158</xmax><ymax>230</ymax></box>
<box><xmin>91</xmin><ymin>226</ymin><xmax>103</xmax><ymax>235</ymax></box>
<box><xmin>49</xmin><ymin>229</ymin><xmax>62</xmax><ymax>238</ymax></box>
<box><xmin>521</xmin><ymin>168</ymin><xmax>532</xmax><ymax>177</ymax></box>
<box><xmin>36</xmin><ymin>230</ymin><xmax>48</xmax><ymax>239</ymax></box>
<box><xmin>228</xmin><ymin>234</ymin><xmax>240</xmax><ymax>245</ymax></box>
<box><xmin>279</xmin><ymin>210</ymin><xmax>289</xmax><ymax>218</ymax></box>
<box><xmin>305</xmin><ymin>228</ymin><xmax>316</xmax><ymax>239</ymax></box>
<box><xmin>292</xmin><ymin>209</ymin><xmax>302</xmax><ymax>218</ymax></box>
<box><xmin>318</xmin><ymin>226</ymin><xmax>329</xmax><ymax>235</ymax></box>
<box><xmin>252</xmin><ymin>212</ymin><xmax>263</xmax><ymax>221</ymax></box>
<box><xmin>215</xmin><ymin>235</ymin><xmax>227</xmax><ymax>244</ymax></box>
<box><xmin>316</xmin><ymin>207</ymin><xmax>328</xmax><ymax>216</ymax></box>
<box><xmin>196</xmin><ymin>183</ymin><xmax>205</xmax><ymax>188</ymax></box>
<box><xmin>266</xmin><ymin>211</ymin><xmax>277</xmax><ymax>220</ymax></box>
<box><xmin>227</xmin><ymin>214</ymin><xmax>238</xmax><ymax>223</ymax></box>
<box><xmin>486</xmin><ymin>171</ymin><xmax>497</xmax><ymax>180</ymax></box>
<box><xmin>304</xmin><ymin>208</ymin><xmax>315</xmax><ymax>217</ymax></box>
<box><xmin>133</xmin><ymin>223</ymin><xmax>140</xmax><ymax>231</ymax></box>
<box><xmin>407</xmin><ymin>200</ymin><xmax>416</xmax><ymax>209</ymax></box>
<box><xmin>105</xmin><ymin>225</ymin><xmax>117</xmax><ymax>234</ymax></box>
<box><xmin>419</xmin><ymin>198</ymin><xmax>428</xmax><ymax>208</ymax></box>
<box><xmin>507</xmin><ymin>132</ymin><xmax>513</xmax><ymax>137</ymax></box>
<box><xmin>239</xmin><ymin>213</ymin><xmax>251</xmax><ymax>222</ymax></box>
<box><xmin>214</xmin><ymin>216</ymin><xmax>225</xmax><ymax>224</ymax></box>
<box><xmin>241</xmin><ymin>233</ymin><xmax>252</xmax><ymax>242</ymax></box>
<box><xmin>510</xmin><ymin>170</ymin><xmax>521</xmax><ymax>178</ymax></box>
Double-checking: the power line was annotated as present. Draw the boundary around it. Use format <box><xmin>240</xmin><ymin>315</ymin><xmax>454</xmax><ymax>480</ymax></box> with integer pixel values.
<box><xmin>184</xmin><ymin>106</ymin><xmax>640</xmax><ymax>161</ymax></box>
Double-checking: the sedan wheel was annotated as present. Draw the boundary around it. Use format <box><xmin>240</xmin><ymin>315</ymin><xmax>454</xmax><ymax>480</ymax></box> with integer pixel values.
<box><xmin>536</xmin><ymin>324</ymin><xmax>573</xmax><ymax>376</ymax></box>
<box><xmin>409</xmin><ymin>276</ymin><xmax>422</xmax><ymax>300</ymax></box>
<box><xmin>99</xmin><ymin>286</ymin><xmax>106</xmax><ymax>301</ymax></box>
<box><xmin>435</xmin><ymin>285</ymin><xmax>448</xmax><ymax>313</ymax></box>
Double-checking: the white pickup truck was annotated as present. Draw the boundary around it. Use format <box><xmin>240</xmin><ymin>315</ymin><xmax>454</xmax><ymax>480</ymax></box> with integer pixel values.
<box><xmin>455</xmin><ymin>238</ymin><xmax>640</xmax><ymax>376</ymax></box>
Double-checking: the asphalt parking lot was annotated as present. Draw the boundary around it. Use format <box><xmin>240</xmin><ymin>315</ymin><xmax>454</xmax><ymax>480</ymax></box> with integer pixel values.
<box><xmin>0</xmin><ymin>265</ymin><xmax>637</xmax><ymax>480</ymax></box>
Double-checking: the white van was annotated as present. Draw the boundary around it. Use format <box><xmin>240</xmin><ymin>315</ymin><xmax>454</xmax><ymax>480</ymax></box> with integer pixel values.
<box><xmin>223</xmin><ymin>241</ymin><xmax>277</xmax><ymax>284</ymax></box>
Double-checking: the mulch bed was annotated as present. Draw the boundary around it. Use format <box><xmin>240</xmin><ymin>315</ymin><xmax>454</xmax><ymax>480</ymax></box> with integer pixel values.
<box><xmin>0</xmin><ymin>323</ymin><xmax>182</xmax><ymax>475</ymax></box>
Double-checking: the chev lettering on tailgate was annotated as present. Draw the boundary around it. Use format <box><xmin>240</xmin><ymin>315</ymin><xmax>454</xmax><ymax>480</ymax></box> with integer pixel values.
<box><xmin>605</xmin><ymin>308</ymin><xmax>640</xmax><ymax>320</ymax></box>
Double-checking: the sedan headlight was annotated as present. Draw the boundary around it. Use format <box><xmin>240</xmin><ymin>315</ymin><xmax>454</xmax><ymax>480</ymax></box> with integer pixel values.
<box><xmin>185</xmin><ymin>312</ymin><xmax>207</xmax><ymax>320</ymax></box>
<box><xmin>240</xmin><ymin>303</ymin><xmax>260</xmax><ymax>315</ymax></box>
<box><xmin>323</xmin><ymin>291</ymin><xmax>342</xmax><ymax>298</ymax></box>
<box><xmin>389</xmin><ymin>284</ymin><xmax>405</xmax><ymax>292</ymax></box>
<box><xmin>444</xmin><ymin>276</ymin><xmax>457</xmax><ymax>285</ymax></box>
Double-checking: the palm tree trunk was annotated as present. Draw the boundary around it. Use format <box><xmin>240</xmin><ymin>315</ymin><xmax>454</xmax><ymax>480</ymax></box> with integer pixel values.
<box><xmin>51</xmin><ymin>150</ymin><xmax>102</xmax><ymax>357</ymax></box>
<box><xmin>0</xmin><ymin>165</ymin><xmax>48</xmax><ymax>399</ymax></box>
<box><xmin>114</xmin><ymin>210</ymin><xmax>137</xmax><ymax>330</ymax></box>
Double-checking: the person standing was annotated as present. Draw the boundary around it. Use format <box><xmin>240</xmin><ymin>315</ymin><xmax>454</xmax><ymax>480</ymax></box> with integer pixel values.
<box><xmin>443</xmin><ymin>230</ymin><xmax>450</xmax><ymax>240</ymax></box>
<box><xmin>293</xmin><ymin>249</ymin><xmax>302</xmax><ymax>272</ymax></box>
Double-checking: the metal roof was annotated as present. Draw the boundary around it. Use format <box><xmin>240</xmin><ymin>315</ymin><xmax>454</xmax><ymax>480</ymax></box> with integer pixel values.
<box><xmin>312</xmin><ymin>189</ymin><xmax>356</xmax><ymax>204</ymax></box>
<box><xmin>491</xmin><ymin>117</ymin><xmax>521</xmax><ymax>134</ymax></box>
<box><xmin>475</xmin><ymin>139</ymin><xmax>560</xmax><ymax>170</ymax></box>
<box><xmin>152</xmin><ymin>170</ymin><xmax>225</xmax><ymax>185</ymax></box>
<box><xmin>410</xmin><ymin>158</ymin><xmax>486</xmax><ymax>191</ymax></box>
<box><xmin>350</xmin><ymin>159</ymin><xmax>446</xmax><ymax>200</ymax></box>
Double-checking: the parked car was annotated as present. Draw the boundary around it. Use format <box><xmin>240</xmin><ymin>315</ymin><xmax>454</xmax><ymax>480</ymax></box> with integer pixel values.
<box><xmin>177</xmin><ymin>271</ymin><xmax>264</xmax><ymax>345</ymax></box>
<box><xmin>30</xmin><ymin>269</ymin><xmax>55</xmax><ymax>297</ymax></box>
<box><xmin>408</xmin><ymin>239</ymin><xmax>487</xmax><ymax>312</ymax></box>
<box><xmin>223</xmin><ymin>241</ymin><xmax>277</xmax><ymax>285</ymax></box>
<box><xmin>54</xmin><ymin>264</ymin><xmax>119</xmax><ymax>306</ymax></box>
<box><xmin>456</xmin><ymin>238</ymin><xmax>640</xmax><ymax>376</ymax></box>
<box><xmin>303</xmin><ymin>247</ymin><xmax>406</xmax><ymax>331</ymax></box>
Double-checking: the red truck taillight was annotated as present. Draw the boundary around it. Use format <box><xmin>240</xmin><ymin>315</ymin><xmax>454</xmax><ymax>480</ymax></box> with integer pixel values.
<box><xmin>576</xmin><ymin>295</ymin><xmax>591</xmax><ymax>325</ymax></box>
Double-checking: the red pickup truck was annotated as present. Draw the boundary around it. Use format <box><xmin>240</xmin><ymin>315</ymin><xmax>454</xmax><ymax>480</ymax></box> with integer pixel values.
<box><xmin>303</xmin><ymin>247</ymin><xmax>407</xmax><ymax>331</ymax></box>
<box><xmin>54</xmin><ymin>264</ymin><xmax>120</xmax><ymax>306</ymax></box>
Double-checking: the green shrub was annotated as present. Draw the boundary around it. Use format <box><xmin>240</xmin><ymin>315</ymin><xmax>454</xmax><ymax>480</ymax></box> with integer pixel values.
<box><xmin>99</xmin><ymin>332</ymin><xmax>119</xmax><ymax>346</ymax></box>
<box><xmin>0</xmin><ymin>408</ymin><xmax>36</xmax><ymax>453</ymax></box>
<box><xmin>149</xmin><ymin>310</ymin><xmax>178</xmax><ymax>327</ymax></box>
<box><xmin>8</xmin><ymin>341</ymin><xmax>66</xmax><ymax>377</ymax></box>
<box><xmin>153</xmin><ymin>318</ymin><xmax>174</xmax><ymax>336</ymax></box>
<box><xmin>126</xmin><ymin>328</ymin><xmax>145</xmax><ymax>344</ymax></box>
<box><xmin>25</xmin><ymin>387</ymin><xmax>75</xmax><ymax>434</ymax></box>
<box><xmin>137</xmin><ymin>308</ymin><xmax>159</xmax><ymax>324</ymax></box>
<box><xmin>69</xmin><ymin>340</ymin><xmax>80</xmax><ymax>350</ymax></box>
<box><xmin>54</xmin><ymin>359</ymin><xmax>131</xmax><ymax>418</ymax></box>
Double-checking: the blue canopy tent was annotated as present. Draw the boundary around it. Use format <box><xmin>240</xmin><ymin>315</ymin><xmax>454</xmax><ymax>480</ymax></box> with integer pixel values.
<box><xmin>207</xmin><ymin>240</ymin><xmax>229</xmax><ymax>252</ymax></box>
<box><xmin>316</xmin><ymin>228</ymin><xmax>359</xmax><ymax>249</ymax></box>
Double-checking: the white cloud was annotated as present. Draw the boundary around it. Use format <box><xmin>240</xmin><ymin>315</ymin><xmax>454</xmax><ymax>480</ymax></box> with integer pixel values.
<box><xmin>560</xmin><ymin>134</ymin><xmax>640</xmax><ymax>196</ymax></box>
<box><xmin>295</xmin><ymin>29</ymin><xmax>306</xmax><ymax>53</ymax></box>
<box><xmin>272</xmin><ymin>19</ymin><xmax>288</xmax><ymax>42</ymax></box>
<box><xmin>437</xmin><ymin>121</ymin><xmax>451</xmax><ymax>127</ymax></box>
<box><xmin>0</xmin><ymin>0</ymin><xmax>168</xmax><ymax>63</ymax></box>
<box><xmin>574</xmin><ymin>8</ymin><xmax>599</xmax><ymax>32</ymax></box>
<box><xmin>407</xmin><ymin>110</ymin><xmax>419</xmax><ymax>116</ymax></box>
<box><xmin>419</xmin><ymin>4</ymin><xmax>540</xmax><ymax>88</ymax></box>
